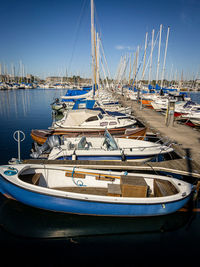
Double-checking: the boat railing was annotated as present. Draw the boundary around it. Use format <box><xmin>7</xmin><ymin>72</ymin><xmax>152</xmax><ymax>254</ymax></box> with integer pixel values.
<box><xmin>123</xmin><ymin>144</ymin><xmax>171</xmax><ymax>152</ymax></box>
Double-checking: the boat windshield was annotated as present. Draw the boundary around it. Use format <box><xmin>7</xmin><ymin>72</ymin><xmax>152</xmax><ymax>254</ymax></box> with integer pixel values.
<box><xmin>104</xmin><ymin>130</ymin><xmax>118</xmax><ymax>150</ymax></box>
<box><xmin>98</xmin><ymin>113</ymin><xmax>103</xmax><ymax>119</ymax></box>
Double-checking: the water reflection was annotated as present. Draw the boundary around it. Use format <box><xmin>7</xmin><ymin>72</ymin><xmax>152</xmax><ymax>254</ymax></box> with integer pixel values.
<box><xmin>0</xmin><ymin>88</ymin><xmax>66</xmax><ymax>119</ymax></box>
<box><xmin>0</xmin><ymin>90</ymin><xmax>30</xmax><ymax>119</ymax></box>
<box><xmin>0</xmin><ymin>195</ymin><xmax>193</xmax><ymax>239</ymax></box>
<box><xmin>0</xmin><ymin>89</ymin><xmax>68</xmax><ymax>164</ymax></box>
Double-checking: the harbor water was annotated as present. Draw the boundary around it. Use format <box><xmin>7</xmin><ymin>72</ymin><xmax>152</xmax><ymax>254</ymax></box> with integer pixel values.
<box><xmin>0</xmin><ymin>89</ymin><xmax>200</xmax><ymax>266</ymax></box>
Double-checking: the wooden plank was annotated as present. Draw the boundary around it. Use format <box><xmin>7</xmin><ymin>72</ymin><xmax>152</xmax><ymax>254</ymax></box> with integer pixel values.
<box><xmin>65</xmin><ymin>171</ymin><xmax>85</xmax><ymax>179</ymax></box>
<box><xmin>22</xmin><ymin>158</ymin><xmax>200</xmax><ymax>178</ymax></box>
<box><xmin>95</xmin><ymin>175</ymin><xmax>115</xmax><ymax>182</ymax></box>
<box><xmin>53</xmin><ymin>187</ymin><xmax>108</xmax><ymax>196</ymax></box>
<box><xmin>32</xmin><ymin>173</ymin><xmax>41</xmax><ymax>185</ymax></box>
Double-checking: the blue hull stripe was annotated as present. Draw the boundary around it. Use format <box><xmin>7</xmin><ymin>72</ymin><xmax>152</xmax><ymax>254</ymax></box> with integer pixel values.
<box><xmin>57</xmin><ymin>155</ymin><xmax>155</xmax><ymax>161</ymax></box>
<box><xmin>0</xmin><ymin>175</ymin><xmax>191</xmax><ymax>217</ymax></box>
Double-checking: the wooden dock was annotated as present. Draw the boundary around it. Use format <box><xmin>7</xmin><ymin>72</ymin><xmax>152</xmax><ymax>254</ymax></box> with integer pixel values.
<box><xmin>117</xmin><ymin>95</ymin><xmax>200</xmax><ymax>176</ymax></box>
<box><xmin>23</xmin><ymin>158</ymin><xmax>200</xmax><ymax>179</ymax></box>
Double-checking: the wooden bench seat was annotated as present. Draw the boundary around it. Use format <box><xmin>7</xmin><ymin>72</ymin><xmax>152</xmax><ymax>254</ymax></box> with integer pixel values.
<box><xmin>19</xmin><ymin>173</ymin><xmax>41</xmax><ymax>185</ymax></box>
<box><xmin>53</xmin><ymin>187</ymin><xmax>108</xmax><ymax>196</ymax></box>
<box><xmin>154</xmin><ymin>179</ymin><xmax>178</xmax><ymax>197</ymax></box>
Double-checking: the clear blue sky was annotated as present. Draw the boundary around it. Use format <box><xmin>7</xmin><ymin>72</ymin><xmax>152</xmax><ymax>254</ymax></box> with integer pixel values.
<box><xmin>0</xmin><ymin>0</ymin><xmax>200</xmax><ymax>80</ymax></box>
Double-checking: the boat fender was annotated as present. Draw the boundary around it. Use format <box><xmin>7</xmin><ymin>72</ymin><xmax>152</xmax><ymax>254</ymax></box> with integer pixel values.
<box><xmin>72</xmin><ymin>151</ymin><xmax>76</xmax><ymax>160</ymax></box>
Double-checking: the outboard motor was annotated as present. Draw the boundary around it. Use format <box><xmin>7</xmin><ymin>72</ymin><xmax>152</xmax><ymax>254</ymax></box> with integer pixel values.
<box><xmin>51</xmin><ymin>98</ymin><xmax>59</xmax><ymax>105</ymax></box>
<box><xmin>30</xmin><ymin>135</ymin><xmax>63</xmax><ymax>158</ymax></box>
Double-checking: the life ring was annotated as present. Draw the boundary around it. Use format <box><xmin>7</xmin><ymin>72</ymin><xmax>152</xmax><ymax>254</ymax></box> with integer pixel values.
<box><xmin>4</xmin><ymin>168</ymin><xmax>18</xmax><ymax>176</ymax></box>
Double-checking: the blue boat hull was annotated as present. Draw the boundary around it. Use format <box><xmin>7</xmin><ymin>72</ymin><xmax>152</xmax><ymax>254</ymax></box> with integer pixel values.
<box><xmin>0</xmin><ymin>175</ymin><xmax>191</xmax><ymax>217</ymax></box>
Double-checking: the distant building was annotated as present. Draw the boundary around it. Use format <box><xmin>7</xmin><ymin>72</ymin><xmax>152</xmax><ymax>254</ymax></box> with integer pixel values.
<box><xmin>46</xmin><ymin>76</ymin><xmax>62</xmax><ymax>83</ymax></box>
<box><xmin>195</xmin><ymin>79</ymin><xmax>200</xmax><ymax>84</ymax></box>
<box><xmin>46</xmin><ymin>76</ymin><xmax>92</xmax><ymax>84</ymax></box>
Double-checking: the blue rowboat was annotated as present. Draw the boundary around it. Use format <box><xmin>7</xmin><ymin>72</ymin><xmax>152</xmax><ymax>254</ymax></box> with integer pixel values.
<box><xmin>0</xmin><ymin>164</ymin><xmax>192</xmax><ymax>217</ymax></box>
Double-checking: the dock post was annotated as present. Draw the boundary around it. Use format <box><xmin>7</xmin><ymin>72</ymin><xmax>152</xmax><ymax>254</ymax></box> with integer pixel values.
<box><xmin>137</xmin><ymin>87</ymin><xmax>140</xmax><ymax>104</ymax></box>
<box><xmin>165</xmin><ymin>99</ymin><xmax>175</xmax><ymax>127</ymax></box>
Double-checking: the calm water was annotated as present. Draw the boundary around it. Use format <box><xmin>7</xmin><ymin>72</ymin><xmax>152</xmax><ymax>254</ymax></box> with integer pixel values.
<box><xmin>0</xmin><ymin>89</ymin><xmax>200</xmax><ymax>266</ymax></box>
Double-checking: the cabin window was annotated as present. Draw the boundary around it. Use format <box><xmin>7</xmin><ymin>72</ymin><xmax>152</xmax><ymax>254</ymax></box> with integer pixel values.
<box><xmin>100</xmin><ymin>122</ymin><xmax>108</xmax><ymax>126</ymax></box>
<box><xmin>85</xmin><ymin>116</ymin><xmax>98</xmax><ymax>122</ymax></box>
<box><xmin>78</xmin><ymin>103</ymin><xmax>86</xmax><ymax>109</ymax></box>
<box><xmin>109</xmin><ymin>121</ymin><xmax>117</xmax><ymax>125</ymax></box>
<box><xmin>98</xmin><ymin>113</ymin><xmax>103</xmax><ymax>119</ymax></box>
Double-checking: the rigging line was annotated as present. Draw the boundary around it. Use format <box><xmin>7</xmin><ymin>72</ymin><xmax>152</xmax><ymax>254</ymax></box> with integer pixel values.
<box><xmin>67</xmin><ymin>0</ymin><xmax>88</xmax><ymax>73</ymax></box>
<box><xmin>100</xmin><ymin>39</ymin><xmax>111</xmax><ymax>80</ymax></box>
<box><xmin>93</xmin><ymin>2</ymin><xmax>111</xmax><ymax>80</ymax></box>
<box><xmin>93</xmin><ymin>2</ymin><xmax>102</xmax><ymax>40</ymax></box>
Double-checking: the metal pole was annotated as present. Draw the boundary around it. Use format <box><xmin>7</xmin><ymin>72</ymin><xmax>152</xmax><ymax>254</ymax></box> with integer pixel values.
<box><xmin>13</xmin><ymin>130</ymin><xmax>25</xmax><ymax>162</ymax></box>
<box><xmin>18</xmin><ymin>131</ymin><xmax>21</xmax><ymax>161</ymax></box>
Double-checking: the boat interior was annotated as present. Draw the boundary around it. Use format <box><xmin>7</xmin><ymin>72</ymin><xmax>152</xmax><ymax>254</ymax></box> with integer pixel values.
<box><xmin>18</xmin><ymin>168</ymin><xmax>179</xmax><ymax>198</ymax></box>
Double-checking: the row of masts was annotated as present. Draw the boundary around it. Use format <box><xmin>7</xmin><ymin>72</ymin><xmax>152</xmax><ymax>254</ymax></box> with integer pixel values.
<box><xmin>115</xmin><ymin>25</ymin><xmax>170</xmax><ymax>89</ymax></box>
<box><xmin>90</xmin><ymin>0</ymin><xmax>172</xmax><ymax>91</ymax></box>
<box><xmin>0</xmin><ymin>60</ymin><xmax>27</xmax><ymax>82</ymax></box>
<box><xmin>1</xmin><ymin>0</ymin><xmax>198</xmax><ymax>90</ymax></box>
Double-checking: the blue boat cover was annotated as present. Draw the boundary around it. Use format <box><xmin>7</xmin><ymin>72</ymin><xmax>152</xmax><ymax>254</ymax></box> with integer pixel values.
<box><xmin>82</xmin><ymin>86</ymin><xmax>92</xmax><ymax>91</ymax></box>
<box><xmin>72</xmin><ymin>100</ymin><xmax>96</xmax><ymax>110</ymax></box>
<box><xmin>65</xmin><ymin>89</ymin><xmax>89</xmax><ymax>97</ymax></box>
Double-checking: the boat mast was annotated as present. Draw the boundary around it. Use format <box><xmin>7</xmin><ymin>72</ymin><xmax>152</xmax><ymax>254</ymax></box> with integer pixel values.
<box><xmin>142</xmin><ymin>32</ymin><xmax>148</xmax><ymax>82</ymax></box>
<box><xmin>156</xmin><ymin>24</ymin><xmax>162</xmax><ymax>85</ymax></box>
<box><xmin>148</xmin><ymin>29</ymin><xmax>155</xmax><ymax>86</ymax></box>
<box><xmin>96</xmin><ymin>32</ymin><xmax>100</xmax><ymax>95</ymax></box>
<box><xmin>128</xmin><ymin>54</ymin><xmax>132</xmax><ymax>85</ymax></box>
<box><xmin>161</xmin><ymin>26</ymin><xmax>170</xmax><ymax>89</ymax></box>
<box><xmin>91</xmin><ymin>0</ymin><xmax>96</xmax><ymax>98</ymax></box>
<box><xmin>135</xmin><ymin>46</ymin><xmax>139</xmax><ymax>88</ymax></box>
